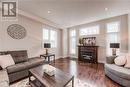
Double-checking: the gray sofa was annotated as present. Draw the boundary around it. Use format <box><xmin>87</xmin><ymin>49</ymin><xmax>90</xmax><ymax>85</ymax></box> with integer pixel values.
<box><xmin>0</xmin><ymin>50</ymin><xmax>45</xmax><ymax>84</ymax></box>
<box><xmin>105</xmin><ymin>56</ymin><xmax>130</xmax><ymax>87</ymax></box>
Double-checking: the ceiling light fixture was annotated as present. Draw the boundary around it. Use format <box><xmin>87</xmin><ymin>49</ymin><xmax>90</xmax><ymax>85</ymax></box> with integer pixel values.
<box><xmin>47</xmin><ymin>11</ymin><xmax>51</xmax><ymax>14</ymax></box>
<box><xmin>105</xmin><ymin>8</ymin><xmax>108</xmax><ymax>11</ymax></box>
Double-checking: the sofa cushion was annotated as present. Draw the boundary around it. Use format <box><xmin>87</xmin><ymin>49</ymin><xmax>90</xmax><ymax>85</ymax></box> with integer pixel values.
<box><xmin>27</xmin><ymin>57</ymin><xmax>44</xmax><ymax>68</ymax></box>
<box><xmin>8</xmin><ymin>70</ymin><xmax>29</xmax><ymax>83</ymax></box>
<box><xmin>7</xmin><ymin>62</ymin><xmax>29</xmax><ymax>74</ymax></box>
<box><xmin>105</xmin><ymin>64</ymin><xmax>130</xmax><ymax>80</ymax></box>
<box><xmin>105</xmin><ymin>68</ymin><xmax>130</xmax><ymax>87</ymax></box>
<box><xmin>8</xmin><ymin>50</ymin><xmax>28</xmax><ymax>64</ymax></box>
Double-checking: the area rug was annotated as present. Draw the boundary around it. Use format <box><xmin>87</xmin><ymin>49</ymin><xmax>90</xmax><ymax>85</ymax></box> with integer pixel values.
<box><xmin>10</xmin><ymin>77</ymin><xmax>95</xmax><ymax>87</ymax></box>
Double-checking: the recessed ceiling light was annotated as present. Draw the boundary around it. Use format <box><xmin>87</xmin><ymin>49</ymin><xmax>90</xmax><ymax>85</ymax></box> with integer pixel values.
<box><xmin>47</xmin><ymin>11</ymin><xmax>51</xmax><ymax>14</ymax></box>
<box><xmin>105</xmin><ymin>8</ymin><xmax>108</xmax><ymax>11</ymax></box>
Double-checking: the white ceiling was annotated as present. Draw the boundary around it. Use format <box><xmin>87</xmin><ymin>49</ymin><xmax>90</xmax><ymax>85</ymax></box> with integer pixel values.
<box><xmin>18</xmin><ymin>0</ymin><xmax>130</xmax><ymax>28</ymax></box>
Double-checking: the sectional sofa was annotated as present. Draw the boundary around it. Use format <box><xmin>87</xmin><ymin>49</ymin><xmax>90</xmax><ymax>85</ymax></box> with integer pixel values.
<box><xmin>0</xmin><ymin>50</ymin><xmax>45</xmax><ymax>84</ymax></box>
<box><xmin>105</xmin><ymin>56</ymin><xmax>130</xmax><ymax>87</ymax></box>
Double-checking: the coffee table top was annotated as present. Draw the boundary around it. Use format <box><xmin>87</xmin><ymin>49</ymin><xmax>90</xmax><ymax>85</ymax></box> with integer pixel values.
<box><xmin>29</xmin><ymin>65</ymin><xmax>74</xmax><ymax>87</ymax></box>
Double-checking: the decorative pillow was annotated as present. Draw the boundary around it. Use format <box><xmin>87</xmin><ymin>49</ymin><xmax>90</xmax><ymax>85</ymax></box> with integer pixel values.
<box><xmin>106</xmin><ymin>56</ymin><xmax>117</xmax><ymax>64</ymax></box>
<box><xmin>114</xmin><ymin>55</ymin><xmax>126</xmax><ymax>66</ymax></box>
<box><xmin>124</xmin><ymin>54</ymin><xmax>130</xmax><ymax>68</ymax></box>
<box><xmin>0</xmin><ymin>54</ymin><xmax>15</xmax><ymax>69</ymax></box>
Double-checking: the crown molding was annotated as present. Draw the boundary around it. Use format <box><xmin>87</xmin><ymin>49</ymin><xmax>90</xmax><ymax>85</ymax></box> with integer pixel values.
<box><xmin>0</xmin><ymin>2</ymin><xmax>65</xmax><ymax>29</ymax></box>
<box><xmin>18</xmin><ymin>9</ymin><xmax>65</xmax><ymax>29</ymax></box>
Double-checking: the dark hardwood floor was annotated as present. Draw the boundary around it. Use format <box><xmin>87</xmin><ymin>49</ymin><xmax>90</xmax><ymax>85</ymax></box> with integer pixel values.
<box><xmin>52</xmin><ymin>58</ymin><xmax>121</xmax><ymax>87</ymax></box>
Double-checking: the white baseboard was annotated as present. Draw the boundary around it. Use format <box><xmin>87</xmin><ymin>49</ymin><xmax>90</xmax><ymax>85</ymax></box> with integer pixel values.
<box><xmin>59</xmin><ymin>56</ymin><xmax>69</xmax><ymax>58</ymax></box>
<box><xmin>98</xmin><ymin>60</ymin><xmax>106</xmax><ymax>63</ymax></box>
<box><xmin>56</xmin><ymin>56</ymin><xmax>66</xmax><ymax>58</ymax></box>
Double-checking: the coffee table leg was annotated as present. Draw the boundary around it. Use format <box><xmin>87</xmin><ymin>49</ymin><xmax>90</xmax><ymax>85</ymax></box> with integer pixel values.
<box><xmin>29</xmin><ymin>71</ymin><xmax>31</xmax><ymax>85</ymax></box>
<box><xmin>54</xmin><ymin>55</ymin><xmax>55</xmax><ymax>64</ymax></box>
<box><xmin>72</xmin><ymin>77</ymin><xmax>74</xmax><ymax>87</ymax></box>
<box><xmin>47</xmin><ymin>56</ymin><xmax>50</xmax><ymax>63</ymax></box>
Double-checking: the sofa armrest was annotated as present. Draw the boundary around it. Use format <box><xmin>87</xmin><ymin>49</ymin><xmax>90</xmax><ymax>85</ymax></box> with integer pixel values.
<box><xmin>0</xmin><ymin>69</ymin><xmax>9</xmax><ymax>84</ymax></box>
<box><xmin>106</xmin><ymin>56</ymin><xmax>117</xmax><ymax>64</ymax></box>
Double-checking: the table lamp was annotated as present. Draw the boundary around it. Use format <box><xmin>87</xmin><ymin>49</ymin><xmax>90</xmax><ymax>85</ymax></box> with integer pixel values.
<box><xmin>110</xmin><ymin>43</ymin><xmax>120</xmax><ymax>56</ymax></box>
<box><xmin>44</xmin><ymin>43</ymin><xmax>51</xmax><ymax>55</ymax></box>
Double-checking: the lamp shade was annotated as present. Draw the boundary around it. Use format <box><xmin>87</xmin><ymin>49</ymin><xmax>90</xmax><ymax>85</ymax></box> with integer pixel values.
<box><xmin>110</xmin><ymin>43</ymin><xmax>120</xmax><ymax>48</ymax></box>
<box><xmin>44</xmin><ymin>43</ymin><xmax>51</xmax><ymax>48</ymax></box>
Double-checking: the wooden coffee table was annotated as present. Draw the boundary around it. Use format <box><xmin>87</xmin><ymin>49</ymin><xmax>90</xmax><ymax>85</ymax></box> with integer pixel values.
<box><xmin>29</xmin><ymin>65</ymin><xmax>74</xmax><ymax>87</ymax></box>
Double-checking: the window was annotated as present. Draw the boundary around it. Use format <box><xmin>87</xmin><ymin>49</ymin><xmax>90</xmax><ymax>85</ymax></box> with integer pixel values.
<box><xmin>107</xmin><ymin>22</ymin><xmax>119</xmax><ymax>33</ymax></box>
<box><xmin>43</xmin><ymin>28</ymin><xmax>57</xmax><ymax>48</ymax></box>
<box><xmin>106</xmin><ymin>22</ymin><xmax>120</xmax><ymax>56</ymax></box>
<box><xmin>80</xmin><ymin>25</ymin><xmax>99</xmax><ymax>36</ymax></box>
<box><xmin>43</xmin><ymin>29</ymin><xmax>49</xmax><ymax>40</ymax></box>
<box><xmin>69</xmin><ymin>29</ymin><xmax>76</xmax><ymax>55</ymax></box>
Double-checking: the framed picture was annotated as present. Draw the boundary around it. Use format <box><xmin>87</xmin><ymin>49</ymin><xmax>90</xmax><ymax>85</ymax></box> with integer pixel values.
<box><xmin>79</xmin><ymin>37</ymin><xmax>96</xmax><ymax>46</ymax></box>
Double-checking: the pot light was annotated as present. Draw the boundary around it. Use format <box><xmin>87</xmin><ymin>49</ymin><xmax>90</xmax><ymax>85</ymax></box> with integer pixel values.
<box><xmin>105</xmin><ymin>8</ymin><xmax>108</xmax><ymax>11</ymax></box>
<box><xmin>47</xmin><ymin>11</ymin><xmax>51</xmax><ymax>14</ymax></box>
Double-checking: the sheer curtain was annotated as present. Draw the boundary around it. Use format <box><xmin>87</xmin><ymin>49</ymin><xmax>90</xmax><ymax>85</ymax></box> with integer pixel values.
<box><xmin>50</xmin><ymin>30</ymin><xmax>57</xmax><ymax>48</ymax></box>
<box><xmin>69</xmin><ymin>29</ymin><xmax>76</xmax><ymax>55</ymax></box>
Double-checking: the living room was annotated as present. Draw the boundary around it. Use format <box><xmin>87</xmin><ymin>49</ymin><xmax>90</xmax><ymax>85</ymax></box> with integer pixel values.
<box><xmin>0</xmin><ymin>0</ymin><xmax>130</xmax><ymax>87</ymax></box>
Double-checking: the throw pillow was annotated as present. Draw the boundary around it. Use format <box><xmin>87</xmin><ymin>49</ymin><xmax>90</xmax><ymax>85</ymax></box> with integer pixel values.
<box><xmin>124</xmin><ymin>54</ymin><xmax>130</xmax><ymax>68</ymax></box>
<box><xmin>106</xmin><ymin>56</ymin><xmax>117</xmax><ymax>64</ymax></box>
<box><xmin>0</xmin><ymin>54</ymin><xmax>15</xmax><ymax>69</ymax></box>
<box><xmin>114</xmin><ymin>55</ymin><xmax>126</xmax><ymax>66</ymax></box>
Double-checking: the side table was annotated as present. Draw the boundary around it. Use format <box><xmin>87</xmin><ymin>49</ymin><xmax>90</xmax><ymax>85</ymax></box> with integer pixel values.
<box><xmin>40</xmin><ymin>54</ymin><xmax>55</xmax><ymax>63</ymax></box>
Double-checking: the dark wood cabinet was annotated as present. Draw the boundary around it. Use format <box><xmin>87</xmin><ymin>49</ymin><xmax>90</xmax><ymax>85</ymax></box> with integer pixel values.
<box><xmin>78</xmin><ymin>46</ymin><xmax>98</xmax><ymax>63</ymax></box>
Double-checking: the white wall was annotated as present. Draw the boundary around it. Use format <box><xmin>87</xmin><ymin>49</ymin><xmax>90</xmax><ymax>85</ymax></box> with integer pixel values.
<box><xmin>0</xmin><ymin>12</ymin><xmax>62</xmax><ymax>59</ymax></box>
<box><xmin>1</xmin><ymin>15</ymin><xmax>42</xmax><ymax>58</ymax></box>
